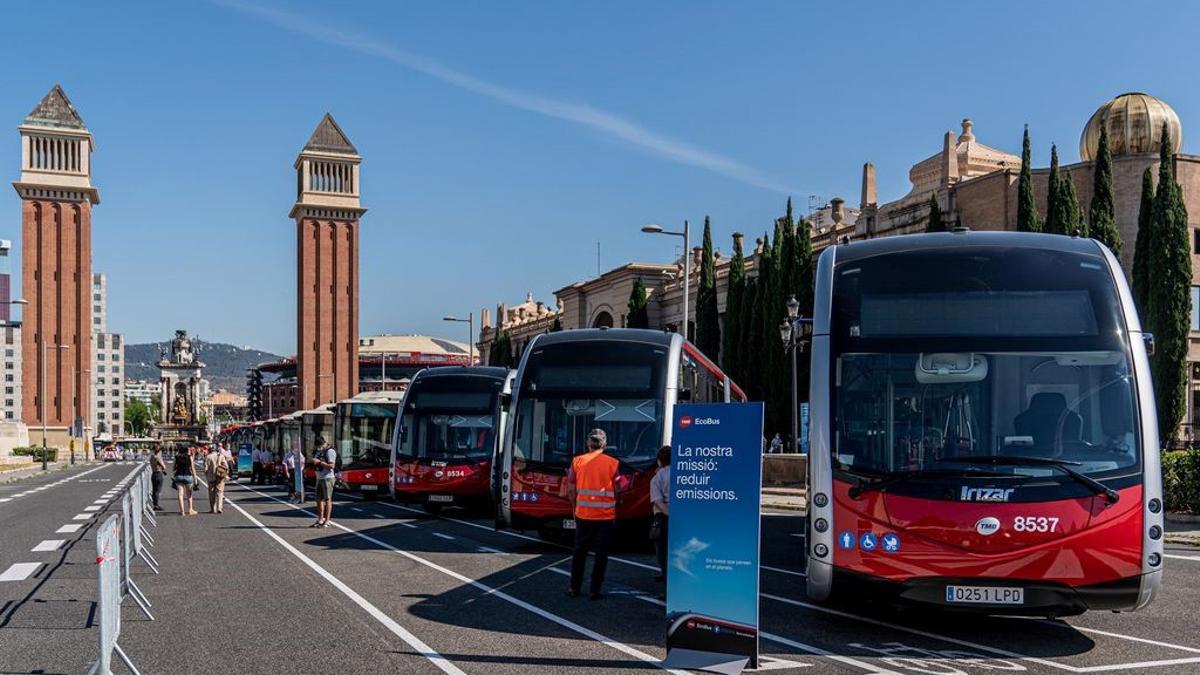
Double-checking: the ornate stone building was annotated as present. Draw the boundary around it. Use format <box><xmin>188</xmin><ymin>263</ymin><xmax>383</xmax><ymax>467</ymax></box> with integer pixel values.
<box><xmin>835</xmin><ymin>92</ymin><xmax>1200</xmax><ymax>438</ymax></box>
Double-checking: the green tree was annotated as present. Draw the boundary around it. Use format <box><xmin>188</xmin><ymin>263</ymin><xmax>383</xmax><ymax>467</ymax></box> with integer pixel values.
<box><xmin>1055</xmin><ymin>170</ymin><xmax>1083</xmax><ymax>237</ymax></box>
<box><xmin>1088</xmin><ymin>125</ymin><xmax>1121</xmax><ymax>255</ymax></box>
<box><xmin>747</xmin><ymin>233</ymin><xmax>772</xmax><ymax>404</ymax></box>
<box><xmin>1148</xmin><ymin>123</ymin><xmax>1191</xmax><ymax>441</ymax></box>
<box><xmin>626</xmin><ymin>277</ymin><xmax>649</xmax><ymax>329</ymax></box>
<box><xmin>489</xmin><ymin>329</ymin><xmax>513</xmax><ymax>368</ymax></box>
<box><xmin>1132</xmin><ymin>167</ymin><xmax>1155</xmax><ymax>316</ymax></box>
<box><xmin>1044</xmin><ymin>144</ymin><xmax>1063</xmax><ymax>234</ymax></box>
<box><xmin>1017</xmin><ymin>125</ymin><xmax>1042</xmax><ymax>232</ymax></box>
<box><xmin>695</xmin><ymin>217</ymin><xmax>721</xmax><ymax>362</ymax></box>
<box><xmin>721</xmin><ymin>233</ymin><xmax>747</xmax><ymax>382</ymax></box>
<box><xmin>926</xmin><ymin>193</ymin><xmax>945</xmax><ymax>232</ymax></box>
<box><xmin>125</xmin><ymin>398</ymin><xmax>152</xmax><ymax>436</ymax></box>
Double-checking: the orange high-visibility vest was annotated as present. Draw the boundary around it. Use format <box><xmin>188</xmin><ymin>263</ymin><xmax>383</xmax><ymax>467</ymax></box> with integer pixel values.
<box><xmin>572</xmin><ymin>450</ymin><xmax>619</xmax><ymax>521</ymax></box>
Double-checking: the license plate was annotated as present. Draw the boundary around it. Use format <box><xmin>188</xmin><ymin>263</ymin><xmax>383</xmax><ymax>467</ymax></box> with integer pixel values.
<box><xmin>945</xmin><ymin>585</ymin><xmax>1024</xmax><ymax>605</ymax></box>
<box><xmin>562</xmin><ymin>519</ymin><xmax>577</xmax><ymax>530</ymax></box>
<box><xmin>359</xmin><ymin>485</ymin><xmax>377</xmax><ymax>491</ymax></box>
<box><xmin>428</xmin><ymin>494</ymin><xmax>454</xmax><ymax>503</ymax></box>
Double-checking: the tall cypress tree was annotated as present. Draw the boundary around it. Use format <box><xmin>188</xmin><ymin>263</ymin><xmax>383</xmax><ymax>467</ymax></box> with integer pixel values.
<box><xmin>695</xmin><ymin>217</ymin><xmax>721</xmax><ymax>362</ymax></box>
<box><xmin>489</xmin><ymin>329</ymin><xmax>512</xmax><ymax>368</ymax></box>
<box><xmin>1056</xmin><ymin>170</ymin><xmax>1083</xmax><ymax>237</ymax></box>
<box><xmin>1148</xmin><ymin>123</ymin><xmax>1191</xmax><ymax>441</ymax></box>
<box><xmin>757</xmin><ymin>228</ymin><xmax>781</xmax><ymax>433</ymax></box>
<box><xmin>1089</xmin><ymin>125</ymin><xmax>1121</xmax><ymax>255</ymax></box>
<box><xmin>626</xmin><ymin>277</ymin><xmax>649</xmax><ymax>329</ymax></box>
<box><xmin>1132</xmin><ymin>167</ymin><xmax>1155</xmax><ymax>316</ymax></box>
<box><xmin>721</xmin><ymin>233</ymin><xmax>746</xmax><ymax>382</ymax></box>
<box><xmin>1044</xmin><ymin>144</ymin><xmax>1063</xmax><ymax>234</ymax></box>
<box><xmin>794</xmin><ymin>218</ymin><xmax>815</xmax><ymax>405</ymax></box>
<box><xmin>1017</xmin><ymin>125</ymin><xmax>1042</xmax><ymax>232</ymax></box>
<box><xmin>926</xmin><ymin>193</ymin><xmax>945</xmax><ymax>232</ymax></box>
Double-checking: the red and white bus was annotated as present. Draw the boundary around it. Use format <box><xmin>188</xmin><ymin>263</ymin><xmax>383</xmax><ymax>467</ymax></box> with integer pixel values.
<box><xmin>496</xmin><ymin>328</ymin><xmax>745</xmax><ymax>540</ymax></box>
<box><xmin>804</xmin><ymin>231</ymin><xmax>1163</xmax><ymax>616</ymax></box>
<box><xmin>389</xmin><ymin>366</ymin><xmax>512</xmax><ymax>512</ymax></box>
<box><xmin>335</xmin><ymin>391</ymin><xmax>403</xmax><ymax>497</ymax></box>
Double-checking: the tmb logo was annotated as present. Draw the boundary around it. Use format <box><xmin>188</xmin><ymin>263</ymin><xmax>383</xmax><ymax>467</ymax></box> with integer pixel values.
<box><xmin>679</xmin><ymin>416</ymin><xmax>693</xmax><ymax>429</ymax></box>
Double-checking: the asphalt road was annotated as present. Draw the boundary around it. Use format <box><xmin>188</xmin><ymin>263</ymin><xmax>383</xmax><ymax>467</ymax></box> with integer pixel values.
<box><xmin>3</xmin><ymin>463</ymin><xmax>1200</xmax><ymax>674</ymax></box>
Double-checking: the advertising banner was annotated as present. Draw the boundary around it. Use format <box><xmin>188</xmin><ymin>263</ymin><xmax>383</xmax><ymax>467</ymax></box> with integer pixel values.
<box><xmin>238</xmin><ymin>443</ymin><xmax>253</xmax><ymax>476</ymax></box>
<box><xmin>664</xmin><ymin>402</ymin><xmax>763</xmax><ymax>673</ymax></box>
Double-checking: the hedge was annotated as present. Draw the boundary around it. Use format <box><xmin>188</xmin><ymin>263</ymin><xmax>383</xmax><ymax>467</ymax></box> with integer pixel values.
<box><xmin>1162</xmin><ymin>449</ymin><xmax>1200</xmax><ymax>514</ymax></box>
<box><xmin>11</xmin><ymin>446</ymin><xmax>58</xmax><ymax>462</ymax></box>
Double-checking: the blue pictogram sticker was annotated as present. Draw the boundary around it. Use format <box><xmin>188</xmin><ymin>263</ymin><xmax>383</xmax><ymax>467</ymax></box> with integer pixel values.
<box><xmin>882</xmin><ymin>533</ymin><xmax>901</xmax><ymax>553</ymax></box>
<box><xmin>860</xmin><ymin>532</ymin><xmax>878</xmax><ymax>552</ymax></box>
<box><xmin>838</xmin><ymin>531</ymin><xmax>856</xmax><ymax>550</ymax></box>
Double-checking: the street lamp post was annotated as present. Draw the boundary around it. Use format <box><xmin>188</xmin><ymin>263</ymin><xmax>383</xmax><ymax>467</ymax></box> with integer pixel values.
<box><xmin>641</xmin><ymin>221</ymin><xmax>691</xmax><ymax>343</ymax></box>
<box><xmin>443</xmin><ymin>314</ymin><xmax>475</xmax><ymax>365</ymax></box>
<box><xmin>40</xmin><ymin>341</ymin><xmax>69</xmax><ymax>471</ymax></box>
<box><xmin>69</xmin><ymin>367</ymin><xmax>90</xmax><ymax>465</ymax></box>
<box><xmin>779</xmin><ymin>295</ymin><xmax>812</xmax><ymax>454</ymax></box>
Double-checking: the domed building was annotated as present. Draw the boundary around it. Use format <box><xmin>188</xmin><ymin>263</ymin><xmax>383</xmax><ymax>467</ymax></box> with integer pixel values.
<box><xmin>834</xmin><ymin>91</ymin><xmax>1200</xmax><ymax>439</ymax></box>
<box><xmin>1080</xmin><ymin>92</ymin><xmax>1181</xmax><ymax>161</ymax></box>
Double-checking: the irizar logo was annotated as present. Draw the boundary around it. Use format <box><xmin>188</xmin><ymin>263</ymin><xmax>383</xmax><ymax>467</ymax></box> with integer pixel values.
<box><xmin>961</xmin><ymin>486</ymin><xmax>1014</xmax><ymax>502</ymax></box>
<box><xmin>975</xmin><ymin>516</ymin><xmax>1002</xmax><ymax>536</ymax></box>
<box><xmin>693</xmin><ymin>417</ymin><xmax>720</xmax><ymax>426</ymax></box>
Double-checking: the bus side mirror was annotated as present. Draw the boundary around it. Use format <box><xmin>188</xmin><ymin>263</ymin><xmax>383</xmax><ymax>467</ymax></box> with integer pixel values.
<box><xmin>1143</xmin><ymin>333</ymin><xmax>1155</xmax><ymax>356</ymax></box>
<box><xmin>678</xmin><ymin>388</ymin><xmax>693</xmax><ymax>402</ymax></box>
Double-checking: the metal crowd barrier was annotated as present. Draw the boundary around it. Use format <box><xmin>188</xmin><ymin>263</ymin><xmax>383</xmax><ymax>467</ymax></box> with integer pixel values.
<box><xmin>88</xmin><ymin>464</ymin><xmax>159</xmax><ymax>674</ymax></box>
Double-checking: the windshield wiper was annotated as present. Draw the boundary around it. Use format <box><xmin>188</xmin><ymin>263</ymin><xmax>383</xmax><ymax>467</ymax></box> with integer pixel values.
<box><xmin>946</xmin><ymin>456</ymin><xmax>1119</xmax><ymax>504</ymax></box>
<box><xmin>848</xmin><ymin>468</ymin><xmax>1009</xmax><ymax>499</ymax></box>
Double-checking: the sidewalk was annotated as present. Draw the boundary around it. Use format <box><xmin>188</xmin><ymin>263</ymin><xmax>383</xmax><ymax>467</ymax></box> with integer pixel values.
<box><xmin>762</xmin><ymin>486</ymin><xmax>806</xmax><ymax>512</ymax></box>
<box><xmin>1165</xmin><ymin>513</ymin><xmax>1200</xmax><ymax>546</ymax></box>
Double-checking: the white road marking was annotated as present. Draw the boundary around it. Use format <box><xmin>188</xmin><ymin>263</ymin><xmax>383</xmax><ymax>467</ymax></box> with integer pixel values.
<box><xmin>478</xmin><ymin>546</ymin><xmax>505</xmax><ymax>555</ymax></box>
<box><xmin>83</xmin><ymin>505</ymin><xmax>103</xmax><ymax>512</ymax></box>
<box><xmin>248</xmin><ymin>485</ymin><xmax>692</xmax><ymax>675</ymax></box>
<box><xmin>56</xmin><ymin>524</ymin><xmax>83</xmax><ymax>534</ymax></box>
<box><xmin>219</xmin><ymin>490</ymin><xmax>466</xmax><ymax>675</ymax></box>
<box><xmin>0</xmin><ymin>563</ymin><xmax>42</xmax><ymax>581</ymax></box>
<box><xmin>432</xmin><ymin>533</ymin><xmax>455</xmax><ymax>541</ymax></box>
<box><xmin>400</xmin><ymin>522</ymin><xmax>417</xmax><ymax>529</ymax></box>
<box><xmin>31</xmin><ymin>540</ymin><xmax>64</xmax><ymax>552</ymax></box>
<box><xmin>0</xmin><ymin>498</ymin><xmax>9</xmax><ymax>503</ymax></box>
<box><xmin>1065</xmin><ymin>625</ymin><xmax>1200</xmax><ymax>655</ymax></box>
<box><xmin>1165</xmin><ymin>553</ymin><xmax>1200</xmax><ymax>562</ymax></box>
<box><xmin>72</xmin><ymin>513</ymin><xmax>93</xmax><ymax>521</ymax></box>
<box><xmin>92</xmin><ymin>499</ymin><xmax>108</xmax><ymax>505</ymax></box>
<box><xmin>370</xmin><ymin>514</ymin><xmax>385</xmax><ymax>519</ymax></box>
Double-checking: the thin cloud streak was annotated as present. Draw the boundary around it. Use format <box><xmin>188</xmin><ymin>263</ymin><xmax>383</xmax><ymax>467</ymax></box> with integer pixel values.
<box><xmin>217</xmin><ymin>0</ymin><xmax>797</xmax><ymax>194</ymax></box>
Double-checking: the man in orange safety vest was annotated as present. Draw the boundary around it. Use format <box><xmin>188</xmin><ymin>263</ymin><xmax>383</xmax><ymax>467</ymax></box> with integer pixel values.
<box><xmin>566</xmin><ymin>428</ymin><xmax>623</xmax><ymax>600</ymax></box>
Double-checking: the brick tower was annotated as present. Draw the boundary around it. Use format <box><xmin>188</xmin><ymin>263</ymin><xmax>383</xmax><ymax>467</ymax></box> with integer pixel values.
<box><xmin>14</xmin><ymin>85</ymin><xmax>98</xmax><ymax>440</ymax></box>
<box><xmin>292</xmin><ymin>114</ymin><xmax>363</xmax><ymax>409</ymax></box>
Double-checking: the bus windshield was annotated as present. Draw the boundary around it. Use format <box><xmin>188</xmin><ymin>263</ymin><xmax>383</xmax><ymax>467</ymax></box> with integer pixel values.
<box><xmin>831</xmin><ymin>246</ymin><xmax>1140</xmax><ymax>479</ymax></box>
<box><xmin>398</xmin><ymin>376</ymin><xmax>502</xmax><ymax>462</ymax></box>
<box><xmin>513</xmin><ymin>340</ymin><xmax>667</xmax><ymax>470</ymax></box>
<box><xmin>336</xmin><ymin>403</ymin><xmax>397</xmax><ymax>469</ymax></box>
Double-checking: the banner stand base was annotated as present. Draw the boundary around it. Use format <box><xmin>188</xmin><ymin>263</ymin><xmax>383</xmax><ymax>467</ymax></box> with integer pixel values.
<box><xmin>662</xmin><ymin>648</ymin><xmax>749</xmax><ymax>675</ymax></box>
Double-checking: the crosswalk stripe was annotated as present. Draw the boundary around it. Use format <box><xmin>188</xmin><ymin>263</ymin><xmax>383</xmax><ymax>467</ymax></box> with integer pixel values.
<box><xmin>0</xmin><ymin>563</ymin><xmax>41</xmax><ymax>582</ymax></box>
<box><xmin>56</xmin><ymin>524</ymin><xmax>84</xmax><ymax>534</ymax></box>
<box><xmin>31</xmin><ymin>540</ymin><xmax>64</xmax><ymax>552</ymax></box>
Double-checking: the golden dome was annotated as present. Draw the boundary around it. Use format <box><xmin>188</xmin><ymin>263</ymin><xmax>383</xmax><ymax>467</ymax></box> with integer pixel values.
<box><xmin>1080</xmin><ymin>92</ymin><xmax>1181</xmax><ymax>161</ymax></box>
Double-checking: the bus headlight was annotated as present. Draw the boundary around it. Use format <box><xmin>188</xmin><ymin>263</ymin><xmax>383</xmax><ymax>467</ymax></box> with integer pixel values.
<box><xmin>813</xmin><ymin>493</ymin><xmax>829</xmax><ymax>508</ymax></box>
<box><xmin>814</xmin><ymin>518</ymin><xmax>829</xmax><ymax>533</ymax></box>
<box><xmin>1148</xmin><ymin>498</ymin><xmax>1162</xmax><ymax>513</ymax></box>
<box><xmin>1149</xmin><ymin>525</ymin><xmax>1162</xmax><ymax>540</ymax></box>
<box><xmin>814</xmin><ymin>543</ymin><xmax>829</xmax><ymax>558</ymax></box>
<box><xmin>1148</xmin><ymin>552</ymin><xmax>1161</xmax><ymax>567</ymax></box>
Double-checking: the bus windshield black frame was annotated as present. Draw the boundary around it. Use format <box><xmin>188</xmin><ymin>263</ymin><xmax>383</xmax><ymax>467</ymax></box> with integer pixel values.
<box><xmin>828</xmin><ymin>245</ymin><xmax>1142</xmax><ymax>492</ymax></box>
<box><xmin>513</xmin><ymin>340</ymin><xmax>668</xmax><ymax>471</ymax></box>
<box><xmin>397</xmin><ymin>375</ymin><xmax>503</xmax><ymax>464</ymax></box>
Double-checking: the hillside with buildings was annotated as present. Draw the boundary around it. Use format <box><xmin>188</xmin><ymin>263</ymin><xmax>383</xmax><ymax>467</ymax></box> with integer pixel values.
<box><xmin>125</xmin><ymin>340</ymin><xmax>280</xmax><ymax>394</ymax></box>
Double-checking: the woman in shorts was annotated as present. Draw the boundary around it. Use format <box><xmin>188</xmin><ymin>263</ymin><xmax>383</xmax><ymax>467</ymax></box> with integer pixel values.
<box><xmin>173</xmin><ymin>445</ymin><xmax>198</xmax><ymax>516</ymax></box>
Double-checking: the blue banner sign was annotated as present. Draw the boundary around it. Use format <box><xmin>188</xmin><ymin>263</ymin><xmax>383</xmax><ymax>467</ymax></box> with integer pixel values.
<box><xmin>237</xmin><ymin>444</ymin><xmax>253</xmax><ymax>476</ymax></box>
<box><xmin>665</xmin><ymin>402</ymin><xmax>763</xmax><ymax>670</ymax></box>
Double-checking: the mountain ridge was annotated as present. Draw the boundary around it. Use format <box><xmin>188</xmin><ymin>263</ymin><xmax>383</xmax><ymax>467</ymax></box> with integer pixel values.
<box><xmin>125</xmin><ymin>340</ymin><xmax>282</xmax><ymax>394</ymax></box>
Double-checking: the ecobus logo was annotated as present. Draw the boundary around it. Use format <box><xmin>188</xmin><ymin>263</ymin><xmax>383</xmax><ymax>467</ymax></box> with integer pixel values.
<box><xmin>678</xmin><ymin>416</ymin><xmax>719</xmax><ymax>429</ymax></box>
<box><xmin>961</xmin><ymin>487</ymin><xmax>1015</xmax><ymax>502</ymax></box>
<box><xmin>694</xmin><ymin>417</ymin><xmax>720</xmax><ymax>425</ymax></box>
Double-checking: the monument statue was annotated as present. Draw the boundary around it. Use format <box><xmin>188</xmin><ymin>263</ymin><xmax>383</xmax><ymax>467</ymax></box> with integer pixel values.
<box><xmin>172</xmin><ymin>394</ymin><xmax>191</xmax><ymax>425</ymax></box>
<box><xmin>170</xmin><ymin>329</ymin><xmax>195</xmax><ymax>365</ymax></box>
<box><xmin>152</xmin><ymin>329</ymin><xmax>207</xmax><ymax>441</ymax></box>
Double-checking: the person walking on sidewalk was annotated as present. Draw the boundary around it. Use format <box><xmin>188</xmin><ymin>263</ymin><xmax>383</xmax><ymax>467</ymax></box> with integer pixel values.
<box><xmin>218</xmin><ymin>442</ymin><xmax>235</xmax><ymax>482</ymax></box>
<box><xmin>172</xmin><ymin>444</ymin><xmax>198</xmax><ymax>516</ymax></box>
<box><xmin>251</xmin><ymin>444</ymin><xmax>265</xmax><ymax>485</ymax></box>
<box><xmin>204</xmin><ymin>445</ymin><xmax>230</xmax><ymax>514</ymax></box>
<box><xmin>283</xmin><ymin>444</ymin><xmax>301</xmax><ymax>502</ymax></box>
<box><xmin>650</xmin><ymin>445</ymin><xmax>671</xmax><ymax>583</ymax></box>
<box><xmin>149</xmin><ymin>444</ymin><xmax>166</xmax><ymax>511</ymax></box>
<box><xmin>310</xmin><ymin>436</ymin><xmax>337</xmax><ymax>528</ymax></box>
<box><xmin>566</xmin><ymin>429</ymin><xmax>623</xmax><ymax>600</ymax></box>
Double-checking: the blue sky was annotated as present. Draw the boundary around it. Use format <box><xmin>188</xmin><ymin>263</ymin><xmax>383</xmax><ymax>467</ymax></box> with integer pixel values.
<box><xmin>2</xmin><ymin>1</ymin><xmax>1199</xmax><ymax>354</ymax></box>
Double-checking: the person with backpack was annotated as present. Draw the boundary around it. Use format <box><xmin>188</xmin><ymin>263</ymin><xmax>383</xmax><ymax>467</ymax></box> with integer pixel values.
<box><xmin>172</xmin><ymin>444</ymin><xmax>198</xmax><ymax>516</ymax></box>
<box><xmin>204</xmin><ymin>444</ymin><xmax>231</xmax><ymax>514</ymax></box>
<box><xmin>310</xmin><ymin>436</ymin><xmax>337</xmax><ymax>528</ymax></box>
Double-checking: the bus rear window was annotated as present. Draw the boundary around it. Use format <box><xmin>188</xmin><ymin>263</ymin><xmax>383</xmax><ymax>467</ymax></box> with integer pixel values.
<box><xmin>860</xmin><ymin>290</ymin><xmax>1098</xmax><ymax>337</ymax></box>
